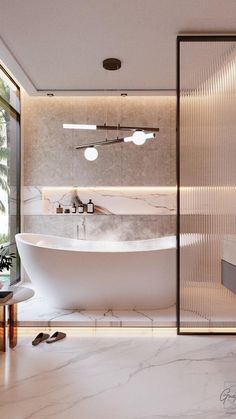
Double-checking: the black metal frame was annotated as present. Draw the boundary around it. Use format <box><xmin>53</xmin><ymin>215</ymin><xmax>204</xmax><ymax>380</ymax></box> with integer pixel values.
<box><xmin>95</xmin><ymin>124</ymin><xmax>159</xmax><ymax>132</ymax></box>
<box><xmin>176</xmin><ymin>35</ymin><xmax>236</xmax><ymax>335</ymax></box>
<box><xmin>76</xmin><ymin>134</ymin><xmax>157</xmax><ymax>150</ymax></box>
<box><xmin>0</xmin><ymin>63</ymin><xmax>21</xmax><ymax>284</ymax></box>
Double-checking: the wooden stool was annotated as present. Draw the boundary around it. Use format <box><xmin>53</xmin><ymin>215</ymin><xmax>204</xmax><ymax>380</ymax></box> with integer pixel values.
<box><xmin>0</xmin><ymin>286</ymin><xmax>34</xmax><ymax>352</ymax></box>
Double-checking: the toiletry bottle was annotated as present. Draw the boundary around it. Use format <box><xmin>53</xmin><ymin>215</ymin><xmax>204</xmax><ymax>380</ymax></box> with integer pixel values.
<box><xmin>72</xmin><ymin>203</ymin><xmax>76</xmax><ymax>213</ymax></box>
<box><xmin>78</xmin><ymin>203</ymin><xmax>84</xmax><ymax>214</ymax></box>
<box><xmin>87</xmin><ymin>199</ymin><xmax>94</xmax><ymax>214</ymax></box>
<box><xmin>56</xmin><ymin>204</ymin><xmax>63</xmax><ymax>214</ymax></box>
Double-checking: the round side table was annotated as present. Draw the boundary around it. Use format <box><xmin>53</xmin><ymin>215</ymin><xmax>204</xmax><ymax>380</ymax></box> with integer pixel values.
<box><xmin>0</xmin><ymin>286</ymin><xmax>34</xmax><ymax>352</ymax></box>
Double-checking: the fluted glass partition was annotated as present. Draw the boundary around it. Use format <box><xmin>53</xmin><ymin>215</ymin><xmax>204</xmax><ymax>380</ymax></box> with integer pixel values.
<box><xmin>177</xmin><ymin>37</ymin><xmax>236</xmax><ymax>332</ymax></box>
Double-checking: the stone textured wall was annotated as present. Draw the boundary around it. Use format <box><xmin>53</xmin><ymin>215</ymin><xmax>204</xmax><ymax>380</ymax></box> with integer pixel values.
<box><xmin>22</xmin><ymin>95</ymin><xmax>176</xmax><ymax>240</ymax></box>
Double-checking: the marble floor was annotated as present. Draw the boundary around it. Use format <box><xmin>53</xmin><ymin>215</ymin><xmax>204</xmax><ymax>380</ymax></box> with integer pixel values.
<box><xmin>0</xmin><ymin>329</ymin><xmax>236</xmax><ymax>418</ymax></box>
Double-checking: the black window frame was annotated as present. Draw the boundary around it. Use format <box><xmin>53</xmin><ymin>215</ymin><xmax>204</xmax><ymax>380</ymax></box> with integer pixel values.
<box><xmin>0</xmin><ymin>63</ymin><xmax>21</xmax><ymax>284</ymax></box>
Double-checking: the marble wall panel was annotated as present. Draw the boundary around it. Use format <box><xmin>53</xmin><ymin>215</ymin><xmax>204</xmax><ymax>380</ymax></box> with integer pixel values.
<box><xmin>24</xmin><ymin>215</ymin><xmax>176</xmax><ymax>241</ymax></box>
<box><xmin>24</xmin><ymin>215</ymin><xmax>75</xmax><ymax>238</ymax></box>
<box><xmin>23</xmin><ymin>186</ymin><xmax>176</xmax><ymax>215</ymax></box>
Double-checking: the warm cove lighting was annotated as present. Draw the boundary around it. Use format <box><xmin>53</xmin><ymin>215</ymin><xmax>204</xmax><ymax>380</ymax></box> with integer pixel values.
<box><xmin>18</xmin><ymin>327</ymin><xmax>177</xmax><ymax>337</ymax></box>
<box><xmin>84</xmin><ymin>147</ymin><xmax>98</xmax><ymax>161</ymax></box>
<box><xmin>63</xmin><ymin>124</ymin><xmax>97</xmax><ymax>130</ymax></box>
<box><xmin>42</xmin><ymin>186</ymin><xmax>177</xmax><ymax>192</ymax></box>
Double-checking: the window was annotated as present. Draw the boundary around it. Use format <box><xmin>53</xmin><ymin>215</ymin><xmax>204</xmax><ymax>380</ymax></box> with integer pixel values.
<box><xmin>0</xmin><ymin>65</ymin><xmax>20</xmax><ymax>285</ymax></box>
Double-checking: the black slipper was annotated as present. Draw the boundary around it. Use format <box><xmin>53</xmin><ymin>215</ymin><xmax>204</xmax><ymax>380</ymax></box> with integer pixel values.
<box><xmin>46</xmin><ymin>331</ymin><xmax>66</xmax><ymax>344</ymax></box>
<box><xmin>32</xmin><ymin>332</ymin><xmax>50</xmax><ymax>346</ymax></box>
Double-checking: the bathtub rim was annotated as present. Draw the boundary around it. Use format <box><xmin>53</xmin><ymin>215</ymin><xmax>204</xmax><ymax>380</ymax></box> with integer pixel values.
<box><xmin>16</xmin><ymin>233</ymin><xmax>176</xmax><ymax>253</ymax></box>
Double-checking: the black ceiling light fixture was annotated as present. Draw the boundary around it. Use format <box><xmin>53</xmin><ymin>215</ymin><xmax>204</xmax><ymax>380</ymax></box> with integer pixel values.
<box><xmin>63</xmin><ymin>56</ymin><xmax>159</xmax><ymax>160</ymax></box>
<box><xmin>72</xmin><ymin>126</ymin><xmax>159</xmax><ymax>162</ymax></box>
<box><xmin>102</xmin><ymin>58</ymin><xmax>122</xmax><ymax>71</ymax></box>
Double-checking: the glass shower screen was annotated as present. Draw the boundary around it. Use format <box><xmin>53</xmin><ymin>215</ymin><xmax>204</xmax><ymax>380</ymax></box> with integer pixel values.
<box><xmin>177</xmin><ymin>37</ymin><xmax>236</xmax><ymax>333</ymax></box>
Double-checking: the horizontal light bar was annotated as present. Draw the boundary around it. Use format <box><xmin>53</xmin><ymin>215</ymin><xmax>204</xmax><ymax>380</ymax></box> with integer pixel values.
<box><xmin>63</xmin><ymin>123</ymin><xmax>159</xmax><ymax>132</ymax></box>
<box><xmin>180</xmin><ymin>327</ymin><xmax>236</xmax><ymax>333</ymax></box>
<box><xmin>123</xmin><ymin>135</ymin><xmax>133</xmax><ymax>143</ymax></box>
<box><xmin>18</xmin><ymin>327</ymin><xmax>177</xmax><ymax>337</ymax></box>
<box><xmin>42</xmin><ymin>185</ymin><xmax>177</xmax><ymax>194</ymax></box>
<box><xmin>63</xmin><ymin>124</ymin><xmax>97</xmax><ymax>130</ymax></box>
<box><xmin>42</xmin><ymin>186</ymin><xmax>177</xmax><ymax>192</ymax></box>
<box><xmin>145</xmin><ymin>133</ymin><xmax>155</xmax><ymax>139</ymax></box>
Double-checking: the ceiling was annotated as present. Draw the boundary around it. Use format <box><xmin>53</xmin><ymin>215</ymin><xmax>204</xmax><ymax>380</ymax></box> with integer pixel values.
<box><xmin>0</xmin><ymin>0</ymin><xmax>236</xmax><ymax>95</ymax></box>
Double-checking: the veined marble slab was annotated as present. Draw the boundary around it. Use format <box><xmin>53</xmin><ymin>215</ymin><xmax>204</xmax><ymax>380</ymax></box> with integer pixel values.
<box><xmin>19</xmin><ymin>282</ymin><xmax>236</xmax><ymax>328</ymax></box>
<box><xmin>23</xmin><ymin>186</ymin><xmax>177</xmax><ymax>215</ymax></box>
<box><xmin>18</xmin><ymin>289</ymin><xmax>176</xmax><ymax>327</ymax></box>
<box><xmin>23</xmin><ymin>186</ymin><xmax>43</xmax><ymax>215</ymax></box>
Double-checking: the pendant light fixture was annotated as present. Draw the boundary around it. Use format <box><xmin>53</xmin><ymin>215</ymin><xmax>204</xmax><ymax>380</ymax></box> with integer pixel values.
<box><xmin>84</xmin><ymin>147</ymin><xmax>98</xmax><ymax>161</ymax></box>
<box><xmin>63</xmin><ymin>57</ymin><xmax>159</xmax><ymax>160</ymax></box>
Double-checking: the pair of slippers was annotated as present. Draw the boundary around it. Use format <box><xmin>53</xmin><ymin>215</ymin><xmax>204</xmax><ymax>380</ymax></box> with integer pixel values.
<box><xmin>32</xmin><ymin>331</ymin><xmax>66</xmax><ymax>346</ymax></box>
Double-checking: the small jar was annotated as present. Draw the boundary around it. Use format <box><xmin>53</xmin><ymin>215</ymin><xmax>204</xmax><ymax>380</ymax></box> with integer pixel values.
<box><xmin>87</xmin><ymin>199</ymin><xmax>94</xmax><ymax>214</ymax></box>
<box><xmin>56</xmin><ymin>204</ymin><xmax>63</xmax><ymax>214</ymax></box>
<box><xmin>72</xmin><ymin>203</ymin><xmax>77</xmax><ymax>213</ymax></box>
<box><xmin>78</xmin><ymin>203</ymin><xmax>84</xmax><ymax>214</ymax></box>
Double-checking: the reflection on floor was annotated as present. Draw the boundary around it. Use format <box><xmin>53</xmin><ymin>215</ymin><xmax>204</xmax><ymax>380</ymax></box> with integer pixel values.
<box><xmin>0</xmin><ymin>329</ymin><xmax>236</xmax><ymax>419</ymax></box>
<box><xmin>181</xmin><ymin>282</ymin><xmax>236</xmax><ymax>328</ymax></box>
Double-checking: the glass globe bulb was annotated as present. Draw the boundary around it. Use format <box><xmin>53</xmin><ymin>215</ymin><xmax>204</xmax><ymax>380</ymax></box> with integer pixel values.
<box><xmin>132</xmin><ymin>131</ymin><xmax>146</xmax><ymax>145</ymax></box>
<box><xmin>84</xmin><ymin>147</ymin><xmax>98</xmax><ymax>161</ymax></box>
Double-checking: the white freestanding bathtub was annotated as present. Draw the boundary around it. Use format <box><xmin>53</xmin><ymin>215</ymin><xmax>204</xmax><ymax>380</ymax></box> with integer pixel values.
<box><xmin>16</xmin><ymin>233</ymin><xmax>176</xmax><ymax>310</ymax></box>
